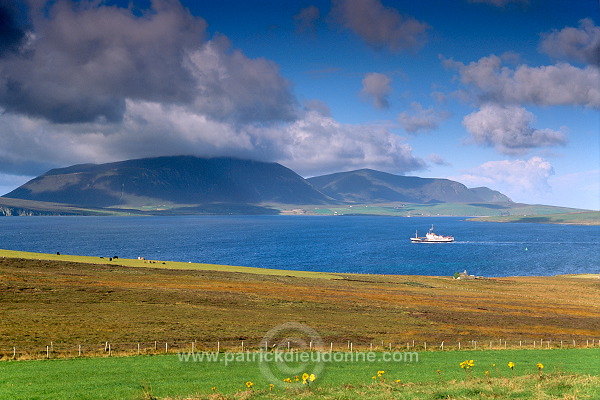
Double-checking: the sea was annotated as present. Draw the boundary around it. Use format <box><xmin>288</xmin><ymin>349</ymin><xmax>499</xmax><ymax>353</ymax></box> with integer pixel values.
<box><xmin>0</xmin><ymin>215</ymin><xmax>598</xmax><ymax>277</ymax></box>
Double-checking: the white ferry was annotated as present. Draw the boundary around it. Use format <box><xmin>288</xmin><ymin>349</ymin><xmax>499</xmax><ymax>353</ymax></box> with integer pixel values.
<box><xmin>411</xmin><ymin>225</ymin><xmax>454</xmax><ymax>243</ymax></box>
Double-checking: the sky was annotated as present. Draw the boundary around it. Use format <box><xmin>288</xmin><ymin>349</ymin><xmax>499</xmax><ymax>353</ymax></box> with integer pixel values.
<box><xmin>0</xmin><ymin>0</ymin><xmax>598</xmax><ymax>210</ymax></box>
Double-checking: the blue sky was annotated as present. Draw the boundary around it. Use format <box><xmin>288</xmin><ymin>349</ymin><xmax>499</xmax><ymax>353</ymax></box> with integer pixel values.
<box><xmin>0</xmin><ymin>0</ymin><xmax>598</xmax><ymax>209</ymax></box>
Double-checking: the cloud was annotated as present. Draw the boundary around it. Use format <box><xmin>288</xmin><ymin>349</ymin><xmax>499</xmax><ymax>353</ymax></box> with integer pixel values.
<box><xmin>0</xmin><ymin>102</ymin><xmax>426</xmax><ymax>180</ymax></box>
<box><xmin>427</xmin><ymin>153</ymin><xmax>450</xmax><ymax>166</ymax></box>
<box><xmin>444</xmin><ymin>55</ymin><xmax>600</xmax><ymax>109</ymax></box>
<box><xmin>0</xmin><ymin>1</ymin><xmax>297</xmax><ymax>125</ymax></box>
<box><xmin>303</xmin><ymin>99</ymin><xmax>331</xmax><ymax>116</ymax></box>
<box><xmin>539</xmin><ymin>18</ymin><xmax>600</xmax><ymax>67</ymax></box>
<box><xmin>274</xmin><ymin>111</ymin><xmax>426</xmax><ymax>176</ymax></box>
<box><xmin>360</xmin><ymin>72</ymin><xmax>392</xmax><ymax>109</ymax></box>
<box><xmin>0</xmin><ymin>1</ymin><xmax>426</xmax><ymax>182</ymax></box>
<box><xmin>0</xmin><ymin>0</ymin><xmax>206</xmax><ymax>123</ymax></box>
<box><xmin>456</xmin><ymin>157</ymin><xmax>554</xmax><ymax>202</ymax></box>
<box><xmin>398</xmin><ymin>102</ymin><xmax>450</xmax><ymax>133</ymax></box>
<box><xmin>331</xmin><ymin>0</ymin><xmax>429</xmax><ymax>52</ymax></box>
<box><xmin>294</xmin><ymin>5</ymin><xmax>320</xmax><ymax>34</ymax></box>
<box><xmin>186</xmin><ymin>36</ymin><xmax>298</xmax><ymax>124</ymax></box>
<box><xmin>462</xmin><ymin>104</ymin><xmax>566</xmax><ymax>155</ymax></box>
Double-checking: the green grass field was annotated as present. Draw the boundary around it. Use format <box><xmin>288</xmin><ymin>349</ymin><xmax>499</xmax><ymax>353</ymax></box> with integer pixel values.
<box><xmin>0</xmin><ymin>349</ymin><xmax>598</xmax><ymax>399</ymax></box>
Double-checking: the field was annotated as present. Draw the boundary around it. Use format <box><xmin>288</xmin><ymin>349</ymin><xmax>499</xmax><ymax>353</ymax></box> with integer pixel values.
<box><xmin>1</xmin><ymin>250</ymin><xmax>599</xmax><ymax>399</ymax></box>
<box><xmin>1</xmin><ymin>250</ymin><xmax>599</xmax><ymax>353</ymax></box>
<box><xmin>469</xmin><ymin>211</ymin><xmax>600</xmax><ymax>225</ymax></box>
<box><xmin>0</xmin><ymin>349</ymin><xmax>599</xmax><ymax>399</ymax></box>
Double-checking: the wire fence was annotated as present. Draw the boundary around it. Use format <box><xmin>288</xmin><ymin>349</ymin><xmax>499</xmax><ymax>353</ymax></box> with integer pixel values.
<box><xmin>1</xmin><ymin>337</ymin><xmax>599</xmax><ymax>361</ymax></box>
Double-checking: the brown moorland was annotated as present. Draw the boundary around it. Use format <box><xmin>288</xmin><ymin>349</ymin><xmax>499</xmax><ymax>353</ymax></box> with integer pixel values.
<box><xmin>1</xmin><ymin>253</ymin><xmax>599</xmax><ymax>358</ymax></box>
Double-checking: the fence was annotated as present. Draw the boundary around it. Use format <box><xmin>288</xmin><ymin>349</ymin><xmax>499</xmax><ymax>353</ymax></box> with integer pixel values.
<box><xmin>1</xmin><ymin>337</ymin><xmax>599</xmax><ymax>361</ymax></box>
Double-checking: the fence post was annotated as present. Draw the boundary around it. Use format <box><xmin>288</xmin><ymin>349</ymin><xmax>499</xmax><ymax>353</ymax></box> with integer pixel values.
<box><xmin>108</xmin><ymin>344</ymin><xmax>112</xmax><ymax>356</ymax></box>
<box><xmin>458</xmin><ymin>342</ymin><xmax>461</xmax><ymax>350</ymax></box>
<box><xmin>138</xmin><ymin>343</ymin><xmax>140</xmax><ymax>355</ymax></box>
<box><xmin>46</xmin><ymin>345</ymin><xmax>49</xmax><ymax>359</ymax></box>
<box><xmin>192</xmin><ymin>341</ymin><xmax>195</xmax><ymax>353</ymax></box>
<box><xmin>13</xmin><ymin>347</ymin><xmax>16</xmax><ymax>359</ymax></box>
<box><xmin>217</xmin><ymin>341</ymin><xmax>220</xmax><ymax>353</ymax></box>
<box><xmin>165</xmin><ymin>342</ymin><xmax>168</xmax><ymax>353</ymax></box>
<box><xmin>424</xmin><ymin>342</ymin><xmax>427</xmax><ymax>351</ymax></box>
<box><xmin>440</xmin><ymin>341</ymin><xmax>444</xmax><ymax>351</ymax></box>
<box><xmin>330</xmin><ymin>342</ymin><xmax>333</xmax><ymax>353</ymax></box>
<box><xmin>78</xmin><ymin>344</ymin><xmax>81</xmax><ymax>357</ymax></box>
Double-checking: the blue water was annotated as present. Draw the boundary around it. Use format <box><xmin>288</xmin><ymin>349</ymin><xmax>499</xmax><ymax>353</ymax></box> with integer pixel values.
<box><xmin>0</xmin><ymin>216</ymin><xmax>598</xmax><ymax>277</ymax></box>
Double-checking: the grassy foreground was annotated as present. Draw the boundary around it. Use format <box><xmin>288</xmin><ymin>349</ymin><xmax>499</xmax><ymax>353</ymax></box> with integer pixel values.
<box><xmin>0</xmin><ymin>349</ymin><xmax>598</xmax><ymax>399</ymax></box>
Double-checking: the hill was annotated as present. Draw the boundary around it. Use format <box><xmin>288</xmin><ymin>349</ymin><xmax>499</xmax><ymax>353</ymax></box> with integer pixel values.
<box><xmin>3</xmin><ymin>156</ymin><xmax>332</xmax><ymax>209</ymax></box>
<box><xmin>307</xmin><ymin>168</ymin><xmax>511</xmax><ymax>203</ymax></box>
<box><xmin>7</xmin><ymin>156</ymin><xmax>582</xmax><ymax>219</ymax></box>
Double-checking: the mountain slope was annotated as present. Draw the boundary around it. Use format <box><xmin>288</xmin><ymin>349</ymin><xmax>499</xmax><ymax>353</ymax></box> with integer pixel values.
<box><xmin>3</xmin><ymin>156</ymin><xmax>333</xmax><ymax>208</ymax></box>
<box><xmin>307</xmin><ymin>169</ymin><xmax>511</xmax><ymax>204</ymax></box>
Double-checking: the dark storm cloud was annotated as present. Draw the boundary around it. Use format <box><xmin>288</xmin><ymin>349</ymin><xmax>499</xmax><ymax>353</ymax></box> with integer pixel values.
<box><xmin>0</xmin><ymin>0</ymin><xmax>424</xmax><ymax>181</ymax></box>
<box><xmin>0</xmin><ymin>0</ymin><xmax>205</xmax><ymax>123</ymax></box>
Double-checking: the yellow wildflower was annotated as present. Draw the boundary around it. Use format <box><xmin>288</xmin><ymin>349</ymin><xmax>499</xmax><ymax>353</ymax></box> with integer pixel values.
<box><xmin>245</xmin><ymin>381</ymin><xmax>253</xmax><ymax>388</ymax></box>
<box><xmin>294</xmin><ymin>375</ymin><xmax>299</xmax><ymax>382</ymax></box>
<box><xmin>309</xmin><ymin>374</ymin><xmax>316</xmax><ymax>382</ymax></box>
<box><xmin>536</xmin><ymin>363</ymin><xmax>544</xmax><ymax>370</ymax></box>
<box><xmin>377</xmin><ymin>370</ymin><xmax>385</xmax><ymax>377</ymax></box>
<box><xmin>395</xmin><ymin>379</ymin><xmax>401</xmax><ymax>383</ymax></box>
<box><xmin>211</xmin><ymin>386</ymin><xmax>216</xmax><ymax>391</ymax></box>
<box><xmin>508</xmin><ymin>362</ymin><xmax>515</xmax><ymax>370</ymax></box>
<box><xmin>302</xmin><ymin>373</ymin><xmax>309</xmax><ymax>381</ymax></box>
<box><xmin>283</xmin><ymin>378</ymin><xmax>292</xmax><ymax>383</ymax></box>
<box><xmin>269</xmin><ymin>383</ymin><xmax>275</xmax><ymax>391</ymax></box>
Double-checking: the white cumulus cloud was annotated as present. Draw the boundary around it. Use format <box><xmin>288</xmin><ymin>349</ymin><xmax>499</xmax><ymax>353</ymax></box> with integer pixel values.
<box><xmin>456</xmin><ymin>157</ymin><xmax>555</xmax><ymax>203</ymax></box>
<box><xmin>444</xmin><ymin>55</ymin><xmax>600</xmax><ymax>109</ymax></box>
<box><xmin>462</xmin><ymin>104</ymin><xmax>566</xmax><ymax>155</ymax></box>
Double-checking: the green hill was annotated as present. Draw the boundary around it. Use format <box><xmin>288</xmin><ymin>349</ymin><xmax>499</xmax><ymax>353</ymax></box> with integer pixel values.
<box><xmin>307</xmin><ymin>169</ymin><xmax>511</xmax><ymax>203</ymax></box>
<box><xmin>3</xmin><ymin>156</ymin><xmax>333</xmax><ymax>209</ymax></box>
